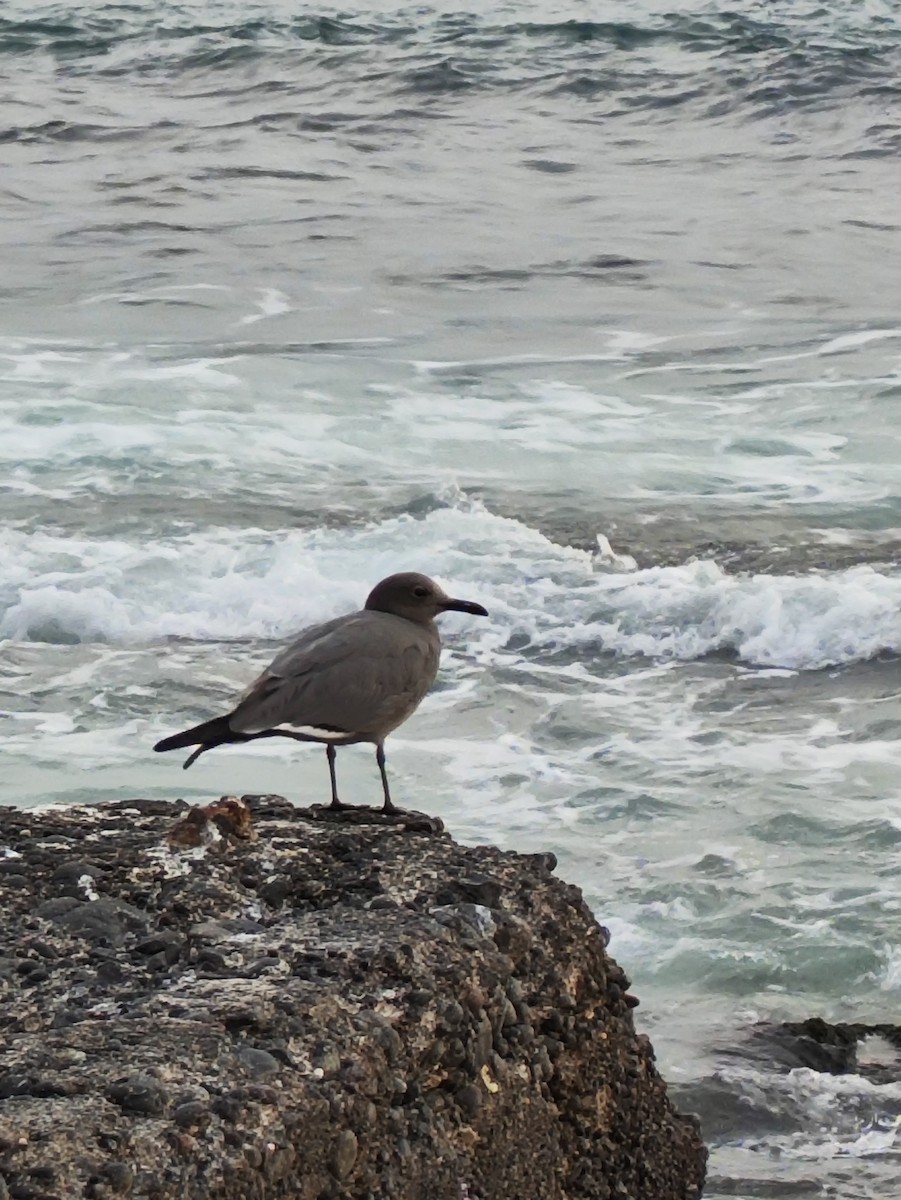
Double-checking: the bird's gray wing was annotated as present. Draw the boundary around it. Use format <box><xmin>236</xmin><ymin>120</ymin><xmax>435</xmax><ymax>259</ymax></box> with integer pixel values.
<box><xmin>262</xmin><ymin>612</ymin><xmax>362</xmax><ymax>679</ymax></box>
<box><xmin>229</xmin><ymin>612</ymin><xmax>439</xmax><ymax>738</ymax></box>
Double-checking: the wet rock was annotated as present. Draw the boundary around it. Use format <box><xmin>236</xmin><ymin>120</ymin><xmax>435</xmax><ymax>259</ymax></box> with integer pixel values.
<box><xmin>435</xmin><ymin>875</ymin><xmax>503</xmax><ymax>909</ymax></box>
<box><xmin>257</xmin><ymin>876</ymin><xmax>292</xmax><ymax>908</ymax></box>
<box><xmin>331</xmin><ymin>1129</ymin><xmax>358</xmax><ymax>1180</ymax></box>
<box><xmin>0</xmin><ymin>796</ymin><xmax>706</xmax><ymax>1200</ymax></box>
<box><xmin>107</xmin><ymin>1074</ymin><xmax>169</xmax><ymax>1116</ymax></box>
<box><xmin>524</xmin><ymin>851</ymin><xmax>557</xmax><ymax>874</ymax></box>
<box><xmin>492</xmin><ymin>912</ymin><xmax>533</xmax><ymax>963</ymax></box>
<box><xmin>237</xmin><ymin>1048</ymin><xmax>280</xmax><ymax>1078</ymax></box>
<box><xmin>33</xmin><ymin>896</ymin><xmax>81</xmax><ymax>920</ymax></box>
<box><xmin>457</xmin><ymin>1083</ymin><xmax>482</xmax><ymax>1118</ymax></box>
<box><xmin>133</xmin><ymin>932</ymin><xmax>182</xmax><ymax>964</ymax></box>
<box><xmin>753</xmin><ymin>1015</ymin><xmax>901</xmax><ymax>1083</ymax></box>
<box><xmin>312</xmin><ymin>1044</ymin><xmax>342</xmax><ymax>1075</ymax></box>
<box><xmin>211</xmin><ymin>1095</ymin><xmax>242</xmax><ymax>1123</ymax></box>
<box><xmin>0</xmin><ymin>872</ymin><xmax>29</xmax><ymax>890</ymax></box>
<box><xmin>173</xmin><ymin>1101</ymin><xmax>211</xmax><ymax>1131</ymax></box>
<box><xmin>98</xmin><ymin>1163</ymin><xmax>134</xmax><ymax>1194</ymax></box>
<box><xmin>189</xmin><ymin>920</ymin><xmax>235</xmax><ymax>942</ymax></box>
<box><xmin>48</xmin><ymin>898</ymin><xmax>147</xmax><ymax>945</ymax></box>
<box><xmin>51</xmin><ymin>860</ymin><xmax>103</xmax><ymax>886</ymax></box>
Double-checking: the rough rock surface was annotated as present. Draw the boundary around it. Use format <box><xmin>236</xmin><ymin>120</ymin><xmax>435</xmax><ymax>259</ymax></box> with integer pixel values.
<box><xmin>0</xmin><ymin>796</ymin><xmax>706</xmax><ymax>1200</ymax></box>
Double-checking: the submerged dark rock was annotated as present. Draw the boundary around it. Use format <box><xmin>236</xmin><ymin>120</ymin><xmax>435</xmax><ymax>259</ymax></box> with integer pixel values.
<box><xmin>754</xmin><ymin>1016</ymin><xmax>901</xmax><ymax>1084</ymax></box>
<box><xmin>0</xmin><ymin>795</ymin><xmax>706</xmax><ymax>1199</ymax></box>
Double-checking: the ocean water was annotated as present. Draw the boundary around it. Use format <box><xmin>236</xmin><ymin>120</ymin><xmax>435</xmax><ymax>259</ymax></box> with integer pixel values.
<box><xmin>2</xmin><ymin>0</ymin><xmax>901</xmax><ymax>1193</ymax></box>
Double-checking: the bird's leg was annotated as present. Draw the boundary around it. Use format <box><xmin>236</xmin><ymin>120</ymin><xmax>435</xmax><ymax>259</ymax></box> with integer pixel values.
<box><xmin>326</xmin><ymin>744</ymin><xmax>350</xmax><ymax>810</ymax></box>
<box><xmin>376</xmin><ymin>741</ymin><xmax>403</xmax><ymax>815</ymax></box>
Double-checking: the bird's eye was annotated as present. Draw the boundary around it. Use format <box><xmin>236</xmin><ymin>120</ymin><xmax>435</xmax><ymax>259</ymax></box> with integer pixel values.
<box><xmin>412</xmin><ymin>585</ymin><xmax>429</xmax><ymax>598</ymax></box>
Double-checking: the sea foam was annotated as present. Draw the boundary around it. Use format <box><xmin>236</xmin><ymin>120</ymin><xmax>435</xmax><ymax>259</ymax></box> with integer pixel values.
<box><xmin>2</xmin><ymin>501</ymin><xmax>900</xmax><ymax>672</ymax></box>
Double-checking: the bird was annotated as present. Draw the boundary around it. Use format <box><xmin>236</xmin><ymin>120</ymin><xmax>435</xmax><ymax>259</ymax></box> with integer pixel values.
<box><xmin>153</xmin><ymin>572</ymin><xmax>488</xmax><ymax>815</ymax></box>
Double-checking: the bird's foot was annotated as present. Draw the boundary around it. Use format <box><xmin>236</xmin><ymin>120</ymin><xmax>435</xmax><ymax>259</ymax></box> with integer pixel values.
<box><xmin>370</xmin><ymin>804</ymin><xmax>445</xmax><ymax>834</ymax></box>
<box><xmin>306</xmin><ymin>797</ymin><xmax>352</xmax><ymax>819</ymax></box>
<box><xmin>304</xmin><ymin>803</ymin><xmax>443</xmax><ymax>835</ymax></box>
<box><xmin>376</xmin><ymin>805</ymin><xmax>446</xmax><ymax>834</ymax></box>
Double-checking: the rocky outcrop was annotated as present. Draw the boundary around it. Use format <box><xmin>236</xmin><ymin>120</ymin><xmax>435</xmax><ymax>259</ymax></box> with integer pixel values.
<box><xmin>0</xmin><ymin>795</ymin><xmax>706</xmax><ymax>1200</ymax></box>
<box><xmin>752</xmin><ymin>1017</ymin><xmax>901</xmax><ymax>1083</ymax></box>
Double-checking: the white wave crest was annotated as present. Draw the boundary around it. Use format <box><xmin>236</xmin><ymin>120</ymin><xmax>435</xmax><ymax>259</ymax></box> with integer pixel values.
<box><xmin>2</xmin><ymin>503</ymin><xmax>900</xmax><ymax>671</ymax></box>
<box><xmin>577</xmin><ymin>559</ymin><xmax>901</xmax><ymax>670</ymax></box>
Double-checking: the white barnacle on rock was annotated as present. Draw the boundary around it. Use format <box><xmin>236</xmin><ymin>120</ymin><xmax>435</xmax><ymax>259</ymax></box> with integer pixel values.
<box><xmin>164</xmin><ymin>969</ymin><xmax>197</xmax><ymax>989</ymax></box>
<box><xmin>479</xmin><ymin>1064</ymin><xmax>500</xmax><ymax>1094</ymax></box>
<box><xmin>78</xmin><ymin>874</ymin><xmax>100</xmax><ymax>901</ymax></box>
<box><xmin>219</xmin><ymin>949</ymin><xmax>249</xmax><ymax>971</ymax></box>
<box><xmin>86</xmin><ymin>1000</ymin><xmax>123</xmax><ymax>1018</ymax></box>
<box><xmin>33</xmin><ymin>801</ymin><xmax>101</xmax><ymax>818</ymax></box>
<box><xmin>374</xmin><ymin>995</ymin><xmax>403</xmax><ymax>1021</ymax></box>
<box><xmin>470</xmin><ymin>904</ymin><xmax>497</xmax><ymax>936</ymax></box>
<box><xmin>145</xmin><ymin>844</ymin><xmax>207</xmax><ymax>876</ymax></box>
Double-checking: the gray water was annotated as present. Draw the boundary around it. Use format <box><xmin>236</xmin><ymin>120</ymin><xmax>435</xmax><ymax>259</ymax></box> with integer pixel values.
<box><xmin>3</xmin><ymin>2</ymin><xmax>901</xmax><ymax>1194</ymax></box>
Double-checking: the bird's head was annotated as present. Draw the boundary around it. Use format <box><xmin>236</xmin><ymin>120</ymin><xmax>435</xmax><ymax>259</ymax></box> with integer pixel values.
<box><xmin>364</xmin><ymin>572</ymin><xmax>488</xmax><ymax>625</ymax></box>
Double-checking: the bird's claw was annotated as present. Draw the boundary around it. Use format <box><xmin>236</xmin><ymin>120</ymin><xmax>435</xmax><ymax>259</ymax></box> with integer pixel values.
<box><xmin>305</xmin><ymin>803</ymin><xmax>444</xmax><ymax>835</ymax></box>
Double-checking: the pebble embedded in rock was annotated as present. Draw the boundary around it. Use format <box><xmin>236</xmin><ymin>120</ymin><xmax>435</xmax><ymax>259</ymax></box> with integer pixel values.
<box><xmin>189</xmin><ymin>920</ymin><xmax>236</xmax><ymax>942</ymax></box>
<box><xmin>211</xmin><ymin>1095</ymin><xmax>242</xmax><ymax>1123</ymax></box>
<box><xmin>51</xmin><ymin>860</ymin><xmax>103</xmax><ymax>886</ymax></box>
<box><xmin>241</xmin><ymin>955</ymin><xmax>287</xmax><ymax>978</ymax></box>
<box><xmin>257</xmin><ymin>877</ymin><xmax>291</xmax><ymax>907</ymax></box>
<box><xmin>458</xmin><ymin>875</ymin><xmax>503</xmax><ymax>908</ymax></box>
<box><xmin>34</xmin><ymin>896</ymin><xmax>82</xmax><ymax>920</ymax></box>
<box><xmin>312</xmin><ymin>1045</ymin><xmax>342</xmax><ymax>1075</ymax></box>
<box><xmin>474</xmin><ymin>1013</ymin><xmax>493</xmax><ymax>1068</ymax></box>
<box><xmin>237</xmin><ymin>1047</ymin><xmax>280</xmax><ymax>1078</ymax></box>
<box><xmin>100</xmin><ymin>1162</ymin><xmax>134</xmax><ymax>1194</ymax></box>
<box><xmin>133</xmin><ymin>932</ymin><xmax>182</xmax><ymax>958</ymax></box>
<box><xmin>457</xmin><ymin>1083</ymin><xmax>482</xmax><ymax>1118</ymax></box>
<box><xmin>55</xmin><ymin>898</ymin><xmax>147</xmax><ymax>945</ymax></box>
<box><xmin>107</xmin><ymin>1075</ymin><xmax>169</xmax><ymax>1116</ymax></box>
<box><xmin>331</xmin><ymin>1129</ymin><xmax>358</xmax><ymax>1180</ymax></box>
<box><xmin>173</xmin><ymin>1101</ymin><xmax>210</xmax><ymax>1130</ymax></box>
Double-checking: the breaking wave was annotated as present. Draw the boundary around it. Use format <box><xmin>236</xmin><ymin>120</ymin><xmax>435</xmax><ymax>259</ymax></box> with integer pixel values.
<box><xmin>2</xmin><ymin>501</ymin><xmax>900</xmax><ymax>672</ymax></box>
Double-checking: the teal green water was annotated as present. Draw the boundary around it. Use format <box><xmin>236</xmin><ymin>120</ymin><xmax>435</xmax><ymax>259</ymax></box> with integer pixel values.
<box><xmin>3</xmin><ymin>3</ymin><xmax>901</xmax><ymax>1194</ymax></box>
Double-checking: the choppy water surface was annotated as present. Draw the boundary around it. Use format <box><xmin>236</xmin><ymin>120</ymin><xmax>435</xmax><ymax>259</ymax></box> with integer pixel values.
<box><xmin>2</xmin><ymin>1</ymin><xmax>901</xmax><ymax>1194</ymax></box>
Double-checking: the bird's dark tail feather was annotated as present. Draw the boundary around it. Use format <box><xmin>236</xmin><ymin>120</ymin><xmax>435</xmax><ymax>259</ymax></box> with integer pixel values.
<box><xmin>181</xmin><ymin>743</ymin><xmax>210</xmax><ymax>770</ymax></box>
<box><xmin>154</xmin><ymin>720</ymin><xmax>321</xmax><ymax>770</ymax></box>
<box><xmin>153</xmin><ymin>715</ymin><xmax>246</xmax><ymax>770</ymax></box>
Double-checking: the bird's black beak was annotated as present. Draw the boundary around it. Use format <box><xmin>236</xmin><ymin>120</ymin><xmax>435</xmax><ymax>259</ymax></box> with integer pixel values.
<box><xmin>441</xmin><ymin>597</ymin><xmax>489</xmax><ymax>617</ymax></box>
